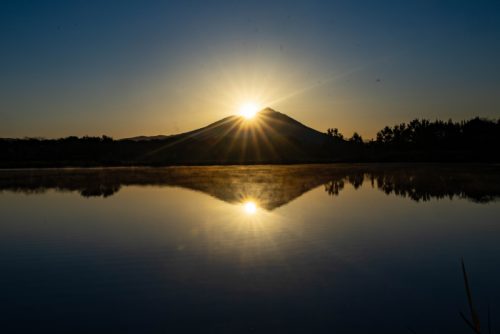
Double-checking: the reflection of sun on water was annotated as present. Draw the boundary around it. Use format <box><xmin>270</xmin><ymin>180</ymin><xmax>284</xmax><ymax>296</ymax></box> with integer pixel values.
<box><xmin>242</xmin><ymin>200</ymin><xmax>257</xmax><ymax>214</ymax></box>
<box><xmin>199</xmin><ymin>197</ymin><xmax>285</xmax><ymax>265</ymax></box>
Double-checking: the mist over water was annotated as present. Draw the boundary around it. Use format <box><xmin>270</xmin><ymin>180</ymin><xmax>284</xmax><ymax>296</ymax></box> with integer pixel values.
<box><xmin>1</xmin><ymin>164</ymin><xmax>500</xmax><ymax>333</ymax></box>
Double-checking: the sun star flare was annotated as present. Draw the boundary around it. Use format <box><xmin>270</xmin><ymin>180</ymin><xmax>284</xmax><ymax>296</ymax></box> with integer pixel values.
<box><xmin>243</xmin><ymin>201</ymin><xmax>258</xmax><ymax>214</ymax></box>
<box><xmin>239</xmin><ymin>102</ymin><xmax>260</xmax><ymax>119</ymax></box>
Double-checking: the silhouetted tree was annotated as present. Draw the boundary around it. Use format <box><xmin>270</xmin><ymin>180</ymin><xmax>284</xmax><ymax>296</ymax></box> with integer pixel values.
<box><xmin>349</xmin><ymin>132</ymin><xmax>363</xmax><ymax>144</ymax></box>
<box><xmin>326</xmin><ymin>127</ymin><xmax>344</xmax><ymax>140</ymax></box>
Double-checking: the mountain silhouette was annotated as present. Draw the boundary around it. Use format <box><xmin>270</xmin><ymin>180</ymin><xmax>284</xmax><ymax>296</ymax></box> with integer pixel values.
<box><xmin>2</xmin><ymin>110</ymin><xmax>498</xmax><ymax>168</ymax></box>
<box><xmin>131</xmin><ymin>108</ymin><xmax>337</xmax><ymax>164</ymax></box>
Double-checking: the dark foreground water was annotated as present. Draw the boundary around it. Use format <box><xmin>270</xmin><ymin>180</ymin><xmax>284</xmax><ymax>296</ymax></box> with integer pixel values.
<box><xmin>1</xmin><ymin>164</ymin><xmax>500</xmax><ymax>333</ymax></box>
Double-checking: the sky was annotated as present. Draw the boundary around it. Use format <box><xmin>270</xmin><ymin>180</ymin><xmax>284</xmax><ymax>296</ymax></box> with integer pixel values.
<box><xmin>1</xmin><ymin>0</ymin><xmax>499</xmax><ymax>139</ymax></box>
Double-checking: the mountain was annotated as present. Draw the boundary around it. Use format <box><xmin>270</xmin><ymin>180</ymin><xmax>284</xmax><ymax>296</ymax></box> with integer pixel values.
<box><xmin>128</xmin><ymin>108</ymin><xmax>339</xmax><ymax>164</ymax></box>
<box><xmin>0</xmin><ymin>108</ymin><xmax>358</xmax><ymax>168</ymax></box>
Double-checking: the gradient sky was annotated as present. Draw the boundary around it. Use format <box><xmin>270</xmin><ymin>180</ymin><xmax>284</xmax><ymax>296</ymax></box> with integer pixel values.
<box><xmin>1</xmin><ymin>0</ymin><xmax>499</xmax><ymax>139</ymax></box>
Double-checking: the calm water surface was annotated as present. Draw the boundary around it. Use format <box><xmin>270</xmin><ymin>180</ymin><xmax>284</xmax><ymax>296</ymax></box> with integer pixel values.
<box><xmin>1</xmin><ymin>164</ymin><xmax>500</xmax><ymax>333</ymax></box>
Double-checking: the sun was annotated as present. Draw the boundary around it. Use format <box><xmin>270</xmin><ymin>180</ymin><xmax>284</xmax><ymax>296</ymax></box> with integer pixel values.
<box><xmin>239</xmin><ymin>102</ymin><xmax>260</xmax><ymax>119</ymax></box>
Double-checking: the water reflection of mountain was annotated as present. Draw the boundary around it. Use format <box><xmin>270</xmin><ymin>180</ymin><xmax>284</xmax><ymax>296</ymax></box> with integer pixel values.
<box><xmin>1</xmin><ymin>164</ymin><xmax>499</xmax><ymax>209</ymax></box>
<box><xmin>0</xmin><ymin>166</ymin><xmax>327</xmax><ymax>210</ymax></box>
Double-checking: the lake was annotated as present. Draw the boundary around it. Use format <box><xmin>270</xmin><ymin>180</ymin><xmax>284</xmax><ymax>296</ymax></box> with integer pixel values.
<box><xmin>1</xmin><ymin>164</ymin><xmax>500</xmax><ymax>333</ymax></box>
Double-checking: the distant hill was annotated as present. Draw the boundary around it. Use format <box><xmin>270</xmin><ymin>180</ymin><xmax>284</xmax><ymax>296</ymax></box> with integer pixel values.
<box><xmin>125</xmin><ymin>135</ymin><xmax>172</xmax><ymax>141</ymax></box>
<box><xmin>131</xmin><ymin>108</ymin><xmax>336</xmax><ymax>164</ymax></box>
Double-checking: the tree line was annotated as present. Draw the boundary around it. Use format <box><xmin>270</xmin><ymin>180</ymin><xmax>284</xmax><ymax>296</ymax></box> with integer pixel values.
<box><xmin>327</xmin><ymin>117</ymin><xmax>500</xmax><ymax>149</ymax></box>
<box><xmin>325</xmin><ymin>117</ymin><xmax>500</xmax><ymax>161</ymax></box>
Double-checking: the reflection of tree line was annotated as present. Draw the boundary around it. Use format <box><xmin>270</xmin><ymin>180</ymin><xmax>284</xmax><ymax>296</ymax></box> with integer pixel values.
<box><xmin>324</xmin><ymin>171</ymin><xmax>365</xmax><ymax>196</ymax></box>
<box><xmin>2</xmin><ymin>181</ymin><xmax>121</xmax><ymax>198</ymax></box>
<box><xmin>1</xmin><ymin>165</ymin><xmax>499</xmax><ymax>205</ymax></box>
<box><xmin>323</xmin><ymin>168</ymin><xmax>500</xmax><ymax>203</ymax></box>
<box><xmin>324</xmin><ymin>180</ymin><xmax>344</xmax><ymax>196</ymax></box>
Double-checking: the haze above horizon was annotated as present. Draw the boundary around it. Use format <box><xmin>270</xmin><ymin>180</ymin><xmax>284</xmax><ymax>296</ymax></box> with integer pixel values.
<box><xmin>1</xmin><ymin>1</ymin><xmax>499</xmax><ymax>139</ymax></box>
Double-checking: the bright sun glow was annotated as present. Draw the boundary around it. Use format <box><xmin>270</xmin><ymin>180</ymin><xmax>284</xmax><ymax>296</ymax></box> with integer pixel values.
<box><xmin>239</xmin><ymin>102</ymin><xmax>260</xmax><ymax>119</ymax></box>
<box><xmin>243</xmin><ymin>201</ymin><xmax>257</xmax><ymax>214</ymax></box>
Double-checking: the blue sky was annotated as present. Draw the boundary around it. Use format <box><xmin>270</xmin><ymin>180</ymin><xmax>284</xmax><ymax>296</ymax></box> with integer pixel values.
<box><xmin>1</xmin><ymin>0</ymin><xmax>499</xmax><ymax>138</ymax></box>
